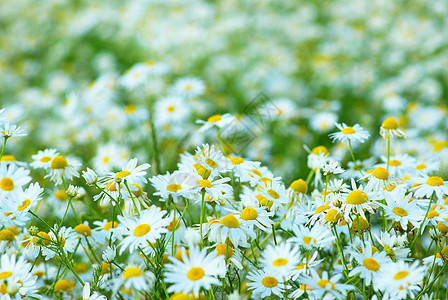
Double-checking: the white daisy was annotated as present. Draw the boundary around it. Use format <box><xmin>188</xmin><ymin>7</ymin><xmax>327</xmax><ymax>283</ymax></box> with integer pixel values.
<box><xmin>291</xmin><ymin>223</ymin><xmax>335</xmax><ymax>250</ymax></box>
<box><xmin>411</xmin><ymin>175</ymin><xmax>448</xmax><ymax>200</ymax></box>
<box><xmin>340</xmin><ymin>179</ymin><xmax>380</xmax><ymax>221</ymax></box>
<box><xmin>30</xmin><ymin>148</ymin><xmax>59</xmax><ymax>170</ymax></box>
<box><xmin>379</xmin><ymin>188</ymin><xmax>423</xmax><ymax>230</ymax></box>
<box><xmin>329</xmin><ymin>123</ymin><xmax>370</xmax><ymax>144</ymax></box>
<box><xmin>246</xmin><ymin>268</ymin><xmax>286</xmax><ymax>298</ymax></box>
<box><xmin>196</xmin><ymin>113</ymin><xmax>237</xmax><ymax>133</ymax></box>
<box><xmin>260</xmin><ymin>243</ymin><xmax>301</xmax><ymax>279</ymax></box>
<box><xmin>300</xmin><ymin>269</ymin><xmax>354</xmax><ymax>300</ymax></box>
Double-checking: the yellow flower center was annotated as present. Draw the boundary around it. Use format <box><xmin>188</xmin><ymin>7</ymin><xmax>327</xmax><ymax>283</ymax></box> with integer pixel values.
<box><xmin>230</xmin><ymin>157</ymin><xmax>243</xmax><ymax>165</ymax></box>
<box><xmin>18</xmin><ymin>199</ymin><xmax>31</xmax><ymax>211</ymax></box>
<box><xmin>363</xmin><ymin>258</ymin><xmax>379</xmax><ymax>271</ymax></box>
<box><xmin>197</xmin><ymin>179</ymin><xmax>212</xmax><ymax>188</ymax></box>
<box><xmin>341</xmin><ymin>127</ymin><xmax>355</xmax><ymax>134</ymax></box>
<box><xmin>40</xmin><ymin>156</ymin><xmax>52</xmax><ymax>162</ymax></box>
<box><xmin>216</xmin><ymin>244</ymin><xmax>233</xmax><ymax>258</ymax></box>
<box><xmin>290</xmin><ymin>179</ymin><xmax>308</xmax><ymax>194</ymax></box>
<box><xmin>272</xmin><ymin>258</ymin><xmax>288</xmax><ymax>267</ymax></box>
<box><xmin>33</xmin><ymin>232</ymin><xmax>51</xmax><ymax>246</ymax></box>
<box><xmin>122</xmin><ymin>267</ymin><xmax>143</xmax><ymax>279</ymax></box>
<box><xmin>436</xmin><ymin>221</ymin><xmax>448</xmax><ymax>233</ymax></box>
<box><xmin>267</xmin><ymin>189</ymin><xmax>279</xmax><ymax>199</ymax></box>
<box><xmin>426</xmin><ymin>176</ymin><xmax>444</xmax><ymax>186</ymax></box>
<box><xmin>317</xmin><ymin>279</ymin><xmax>335</xmax><ymax>289</ymax></box>
<box><xmin>205</xmin><ymin>158</ymin><xmax>217</xmax><ymax>169</ymax></box>
<box><xmin>325</xmin><ymin>209</ymin><xmax>342</xmax><ymax>223</ymax></box>
<box><xmin>207</xmin><ymin>115</ymin><xmax>221</xmax><ymax>123</ymax></box>
<box><xmin>167</xmin><ymin>106</ymin><xmax>175</xmax><ymax>112</ymax></box>
<box><xmin>51</xmin><ymin>156</ymin><xmax>68</xmax><ymax>169</ymax></box>
<box><xmin>167</xmin><ymin>184</ymin><xmax>182</xmax><ymax>192</ymax></box>
<box><xmin>315</xmin><ymin>202</ymin><xmax>330</xmax><ymax>214</ymax></box>
<box><xmin>416</xmin><ymin>164</ymin><xmax>426</xmax><ymax>170</ymax></box>
<box><xmin>427</xmin><ymin>210</ymin><xmax>439</xmax><ymax>219</ymax></box>
<box><xmin>261</xmin><ymin>276</ymin><xmax>278</xmax><ymax>288</ymax></box>
<box><xmin>346</xmin><ymin>190</ymin><xmax>368</xmax><ymax>205</ymax></box>
<box><xmin>382</xmin><ymin>117</ymin><xmax>399</xmax><ymax>130</ymax></box>
<box><xmin>104</xmin><ymin>221</ymin><xmax>118</xmax><ymax>231</ymax></box>
<box><xmin>74</xmin><ymin>224</ymin><xmax>92</xmax><ymax>236</ymax></box>
<box><xmin>311</xmin><ymin>146</ymin><xmax>329</xmax><ymax>155</ymax></box>
<box><xmin>388</xmin><ymin>160</ymin><xmax>401</xmax><ymax>167</ymax></box>
<box><xmin>303</xmin><ymin>236</ymin><xmax>312</xmax><ymax>245</ymax></box>
<box><xmin>240</xmin><ymin>207</ymin><xmax>258</xmax><ymax>221</ymax></box>
<box><xmin>372</xmin><ymin>167</ymin><xmax>389</xmax><ymax>180</ymax></box>
<box><xmin>1</xmin><ymin>155</ymin><xmax>15</xmax><ymax>161</ymax></box>
<box><xmin>0</xmin><ymin>178</ymin><xmax>14</xmax><ymax>191</ymax></box>
<box><xmin>393</xmin><ymin>207</ymin><xmax>408</xmax><ymax>217</ymax></box>
<box><xmin>187</xmin><ymin>267</ymin><xmax>205</xmax><ymax>281</ymax></box>
<box><xmin>134</xmin><ymin>224</ymin><xmax>151</xmax><ymax>237</ymax></box>
<box><xmin>296</xmin><ymin>263</ymin><xmax>306</xmax><ymax>270</ymax></box>
<box><xmin>393</xmin><ymin>271</ymin><xmax>409</xmax><ymax>280</ymax></box>
<box><xmin>0</xmin><ymin>229</ymin><xmax>14</xmax><ymax>241</ymax></box>
<box><xmin>351</xmin><ymin>217</ymin><xmax>370</xmax><ymax>232</ymax></box>
<box><xmin>116</xmin><ymin>170</ymin><xmax>131</xmax><ymax>179</ymax></box>
<box><xmin>54</xmin><ymin>280</ymin><xmax>75</xmax><ymax>291</ymax></box>
<box><xmin>0</xmin><ymin>271</ymin><xmax>12</xmax><ymax>280</ymax></box>
<box><xmin>54</xmin><ymin>190</ymin><xmax>67</xmax><ymax>201</ymax></box>
<box><xmin>220</xmin><ymin>214</ymin><xmax>240</xmax><ymax>228</ymax></box>
<box><xmin>175</xmin><ymin>249</ymin><xmax>189</xmax><ymax>262</ymax></box>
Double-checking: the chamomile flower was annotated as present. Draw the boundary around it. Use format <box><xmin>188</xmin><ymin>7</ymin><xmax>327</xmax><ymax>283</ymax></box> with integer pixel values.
<box><xmin>378</xmin><ymin>154</ymin><xmax>416</xmax><ymax>178</ymax></box>
<box><xmin>115</xmin><ymin>264</ymin><xmax>155</xmax><ymax>291</ymax></box>
<box><xmin>165</xmin><ymin>246</ymin><xmax>226</xmax><ymax>297</ymax></box>
<box><xmin>374</xmin><ymin>230</ymin><xmax>410</xmax><ymax>260</ymax></box>
<box><xmin>376</xmin><ymin>260</ymin><xmax>425</xmax><ymax>299</ymax></box>
<box><xmin>329</xmin><ymin>123</ymin><xmax>370</xmax><ymax>144</ymax></box>
<box><xmin>301</xmin><ymin>269</ymin><xmax>354</xmax><ymax>300</ymax></box>
<box><xmin>0</xmin><ymin>163</ymin><xmax>31</xmax><ymax>194</ymax></box>
<box><xmin>260</xmin><ymin>243</ymin><xmax>301</xmax><ymax>278</ymax></box>
<box><xmin>411</xmin><ymin>175</ymin><xmax>448</xmax><ymax>200</ymax></box>
<box><xmin>254</xmin><ymin>178</ymin><xmax>288</xmax><ymax>211</ymax></box>
<box><xmin>115</xmin><ymin>206</ymin><xmax>170</xmax><ymax>254</ymax></box>
<box><xmin>46</xmin><ymin>155</ymin><xmax>80</xmax><ymax>185</ymax></box>
<box><xmin>42</xmin><ymin>226</ymin><xmax>78</xmax><ymax>260</ymax></box>
<box><xmin>234</xmin><ymin>205</ymin><xmax>274</xmax><ymax>231</ymax></box>
<box><xmin>227</xmin><ymin>156</ymin><xmax>261</xmax><ymax>182</ymax></box>
<box><xmin>92</xmin><ymin>219</ymin><xmax>118</xmax><ymax>244</ymax></box>
<box><xmin>380</xmin><ymin>117</ymin><xmax>405</xmax><ymax>139</ymax></box>
<box><xmin>291</xmin><ymin>223</ymin><xmax>335</xmax><ymax>250</ymax></box>
<box><xmin>103</xmin><ymin>158</ymin><xmax>151</xmax><ymax>186</ymax></box>
<box><xmin>193</xmin><ymin>144</ymin><xmax>232</xmax><ymax>178</ymax></box>
<box><xmin>348</xmin><ymin>242</ymin><xmax>391</xmax><ymax>286</ymax></box>
<box><xmin>205</xmin><ymin>214</ymin><xmax>255</xmax><ymax>248</ymax></box>
<box><xmin>246</xmin><ymin>268</ymin><xmax>286</xmax><ymax>298</ymax></box>
<box><xmin>379</xmin><ymin>188</ymin><xmax>423</xmax><ymax>229</ymax></box>
<box><xmin>196</xmin><ymin>113</ymin><xmax>237</xmax><ymax>133</ymax></box>
<box><xmin>0</xmin><ymin>123</ymin><xmax>27</xmax><ymax>139</ymax></box>
<box><xmin>150</xmin><ymin>171</ymin><xmax>200</xmax><ymax>203</ymax></box>
<box><xmin>195</xmin><ymin>176</ymin><xmax>232</xmax><ymax>205</ymax></box>
<box><xmin>340</xmin><ymin>179</ymin><xmax>380</xmax><ymax>221</ymax></box>
<box><xmin>362</xmin><ymin>167</ymin><xmax>396</xmax><ymax>192</ymax></box>
<box><xmin>173</xmin><ymin>77</ymin><xmax>205</xmax><ymax>97</ymax></box>
<box><xmin>322</xmin><ymin>159</ymin><xmax>344</xmax><ymax>176</ymax></box>
<box><xmin>30</xmin><ymin>148</ymin><xmax>59</xmax><ymax>170</ymax></box>
<box><xmin>290</xmin><ymin>251</ymin><xmax>323</xmax><ymax>279</ymax></box>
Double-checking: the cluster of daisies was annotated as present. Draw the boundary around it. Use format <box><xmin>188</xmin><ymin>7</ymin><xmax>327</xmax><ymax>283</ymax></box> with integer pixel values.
<box><xmin>1</xmin><ymin>107</ymin><xmax>448</xmax><ymax>300</ymax></box>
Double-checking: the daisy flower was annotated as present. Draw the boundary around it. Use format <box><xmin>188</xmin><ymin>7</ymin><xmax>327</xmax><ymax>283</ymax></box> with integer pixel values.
<box><xmin>322</xmin><ymin>159</ymin><xmax>344</xmax><ymax>176</ymax></box>
<box><xmin>30</xmin><ymin>148</ymin><xmax>59</xmax><ymax>170</ymax></box>
<box><xmin>82</xmin><ymin>282</ymin><xmax>107</xmax><ymax>300</ymax></box>
<box><xmin>193</xmin><ymin>144</ymin><xmax>232</xmax><ymax>178</ymax></box>
<box><xmin>0</xmin><ymin>163</ymin><xmax>31</xmax><ymax>194</ymax></box>
<box><xmin>413</xmin><ymin>158</ymin><xmax>440</xmax><ymax>175</ymax></box>
<box><xmin>378</xmin><ymin>154</ymin><xmax>416</xmax><ymax>178</ymax></box>
<box><xmin>329</xmin><ymin>123</ymin><xmax>370</xmax><ymax>144</ymax></box>
<box><xmin>196</xmin><ymin>113</ymin><xmax>237</xmax><ymax>133</ymax></box>
<box><xmin>376</xmin><ymin>260</ymin><xmax>425</xmax><ymax>299</ymax></box>
<box><xmin>379</xmin><ymin>188</ymin><xmax>423</xmax><ymax>230</ymax></box>
<box><xmin>103</xmin><ymin>158</ymin><xmax>151</xmax><ymax>186</ymax></box>
<box><xmin>340</xmin><ymin>179</ymin><xmax>380</xmax><ymax>221</ymax></box>
<box><xmin>165</xmin><ymin>246</ymin><xmax>226</xmax><ymax>297</ymax></box>
<box><xmin>235</xmin><ymin>205</ymin><xmax>274</xmax><ymax>231</ymax></box>
<box><xmin>155</xmin><ymin>95</ymin><xmax>190</xmax><ymax>125</ymax></box>
<box><xmin>362</xmin><ymin>167</ymin><xmax>397</xmax><ymax>192</ymax></box>
<box><xmin>42</xmin><ymin>226</ymin><xmax>78</xmax><ymax>260</ymax></box>
<box><xmin>260</xmin><ymin>243</ymin><xmax>301</xmax><ymax>279</ymax></box>
<box><xmin>254</xmin><ymin>178</ymin><xmax>288</xmax><ymax>211</ymax></box>
<box><xmin>114</xmin><ymin>264</ymin><xmax>155</xmax><ymax>292</ymax></box>
<box><xmin>300</xmin><ymin>269</ymin><xmax>354</xmax><ymax>299</ymax></box>
<box><xmin>246</xmin><ymin>268</ymin><xmax>286</xmax><ymax>298</ymax></box>
<box><xmin>411</xmin><ymin>175</ymin><xmax>448</xmax><ymax>200</ymax></box>
<box><xmin>115</xmin><ymin>206</ymin><xmax>170</xmax><ymax>254</ymax></box>
<box><xmin>92</xmin><ymin>219</ymin><xmax>119</xmax><ymax>244</ymax></box>
<box><xmin>291</xmin><ymin>223</ymin><xmax>334</xmax><ymax>250</ymax></box>
<box><xmin>195</xmin><ymin>176</ymin><xmax>232</xmax><ymax>205</ymax></box>
<box><xmin>2</xmin><ymin>183</ymin><xmax>43</xmax><ymax>223</ymax></box>
<box><xmin>173</xmin><ymin>77</ymin><xmax>206</xmax><ymax>97</ymax></box>
<box><xmin>46</xmin><ymin>155</ymin><xmax>80</xmax><ymax>185</ymax></box>
<box><xmin>0</xmin><ymin>253</ymin><xmax>41</xmax><ymax>299</ymax></box>
<box><xmin>227</xmin><ymin>156</ymin><xmax>260</xmax><ymax>182</ymax></box>
<box><xmin>348</xmin><ymin>242</ymin><xmax>391</xmax><ymax>286</ymax></box>
<box><xmin>0</xmin><ymin>123</ymin><xmax>27</xmax><ymax>139</ymax></box>
<box><xmin>290</xmin><ymin>251</ymin><xmax>323</xmax><ymax>280</ymax></box>
<box><xmin>380</xmin><ymin>117</ymin><xmax>405</xmax><ymax>139</ymax></box>
<box><xmin>150</xmin><ymin>171</ymin><xmax>200</xmax><ymax>203</ymax></box>
<box><xmin>205</xmin><ymin>214</ymin><xmax>255</xmax><ymax>248</ymax></box>
<box><xmin>247</xmin><ymin>166</ymin><xmax>282</xmax><ymax>188</ymax></box>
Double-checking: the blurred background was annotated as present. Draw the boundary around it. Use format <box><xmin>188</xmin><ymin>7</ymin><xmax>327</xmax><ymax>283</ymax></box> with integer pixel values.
<box><xmin>1</xmin><ymin>0</ymin><xmax>448</xmax><ymax>182</ymax></box>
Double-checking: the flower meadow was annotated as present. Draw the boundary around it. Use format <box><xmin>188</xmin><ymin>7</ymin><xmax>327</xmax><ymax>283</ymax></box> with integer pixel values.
<box><xmin>2</xmin><ymin>1</ymin><xmax>448</xmax><ymax>300</ymax></box>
